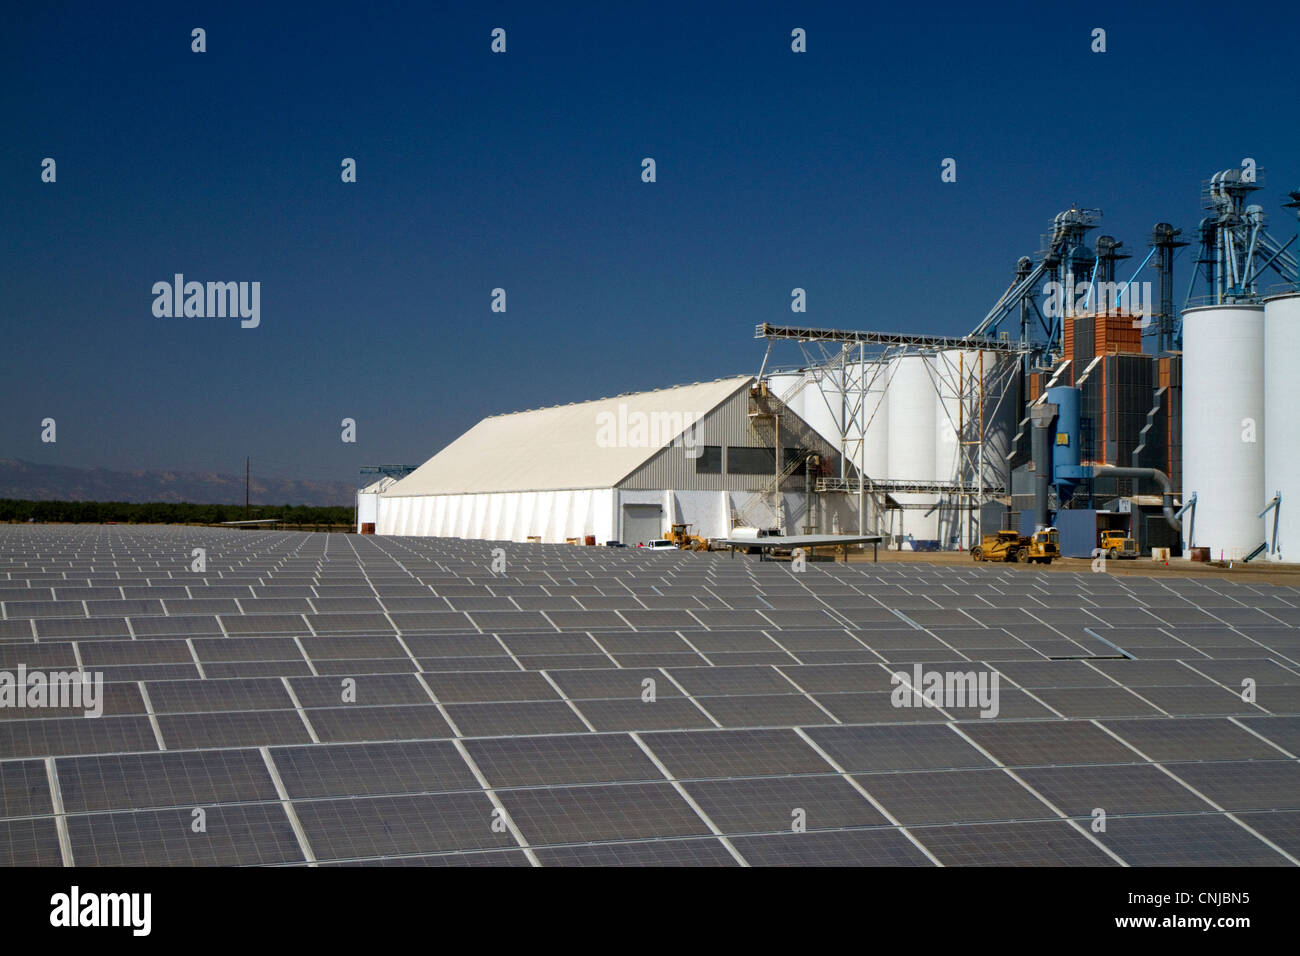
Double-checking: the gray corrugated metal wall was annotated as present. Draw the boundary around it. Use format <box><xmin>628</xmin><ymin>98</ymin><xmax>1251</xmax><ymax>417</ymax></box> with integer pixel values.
<box><xmin>619</xmin><ymin>384</ymin><xmax>856</xmax><ymax>491</ymax></box>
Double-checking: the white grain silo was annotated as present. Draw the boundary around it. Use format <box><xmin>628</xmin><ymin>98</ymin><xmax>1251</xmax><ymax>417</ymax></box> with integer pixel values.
<box><xmin>768</xmin><ymin>370</ymin><xmax>844</xmax><ymax>454</ymax></box>
<box><xmin>887</xmin><ymin>354</ymin><xmax>940</xmax><ymax>544</ymax></box>
<box><xmin>858</xmin><ymin>360</ymin><xmax>891</xmax><ymax>481</ymax></box>
<box><xmin>767</xmin><ymin>372</ymin><xmax>805</xmax><ymax>416</ymax></box>
<box><xmin>797</xmin><ymin>371</ymin><xmax>845</xmax><ymax>455</ymax></box>
<box><xmin>1263</xmin><ymin>292</ymin><xmax>1300</xmax><ymax>561</ymax></box>
<box><xmin>931</xmin><ymin>350</ymin><xmax>968</xmax><ymax>547</ymax></box>
<box><xmin>1182</xmin><ymin>304</ymin><xmax>1266</xmax><ymax>559</ymax></box>
<box><xmin>933</xmin><ymin>350</ymin><xmax>966</xmax><ymax>484</ymax></box>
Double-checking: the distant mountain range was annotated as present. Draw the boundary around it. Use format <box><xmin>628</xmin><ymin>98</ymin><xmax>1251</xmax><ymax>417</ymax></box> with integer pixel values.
<box><xmin>0</xmin><ymin>459</ymin><xmax>355</xmax><ymax>507</ymax></box>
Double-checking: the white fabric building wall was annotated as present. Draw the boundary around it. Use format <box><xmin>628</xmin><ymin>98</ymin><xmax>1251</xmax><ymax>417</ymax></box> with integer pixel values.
<box><xmin>378</xmin><ymin>489</ymin><xmax>617</xmax><ymax>543</ymax></box>
<box><xmin>356</xmin><ymin>476</ymin><xmax>397</xmax><ymax>532</ymax></box>
<box><xmin>375</xmin><ymin>487</ymin><xmax>863</xmax><ymax>544</ymax></box>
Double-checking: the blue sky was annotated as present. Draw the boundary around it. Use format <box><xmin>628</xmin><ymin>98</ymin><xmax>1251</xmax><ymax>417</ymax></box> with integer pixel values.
<box><xmin>3</xmin><ymin>1</ymin><xmax>1298</xmax><ymax>489</ymax></box>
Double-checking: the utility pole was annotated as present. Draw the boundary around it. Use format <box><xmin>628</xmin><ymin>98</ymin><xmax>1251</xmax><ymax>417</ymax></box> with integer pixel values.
<box><xmin>245</xmin><ymin>457</ymin><xmax>250</xmax><ymax>518</ymax></box>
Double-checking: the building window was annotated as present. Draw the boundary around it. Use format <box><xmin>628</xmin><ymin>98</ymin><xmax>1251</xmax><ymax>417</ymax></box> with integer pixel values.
<box><xmin>694</xmin><ymin>445</ymin><xmax>722</xmax><ymax>474</ymax></box>
<box><xmin>727</xmin><ymin>446</ymin><xmax>775</xmax><ymax>475</ymax></box>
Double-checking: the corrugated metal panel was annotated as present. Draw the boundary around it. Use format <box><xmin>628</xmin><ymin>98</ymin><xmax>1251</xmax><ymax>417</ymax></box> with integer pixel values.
<box><xmin>1072</xmin><ymin>316</ymin><xmax>1094</xmax><ymax>384</ymax></box>
<box><xmin>1141</xmin><ymin>509</ymin><xmax>1182</xmax><ymax>556</ymax></box>
<box><xmin>1056</xmin><ymin>509</ymin><xmax>1100</xmax><ymax>558</ymax></box>
<box><xmin>1094</xmin><ymin>313</ymin><xmax>1143</xmax><ymax>354</ymax></box>
<box><xmin>620</xmin><ymin>387</ymin><xmax>850</xmax><ymax>491</ymax></box>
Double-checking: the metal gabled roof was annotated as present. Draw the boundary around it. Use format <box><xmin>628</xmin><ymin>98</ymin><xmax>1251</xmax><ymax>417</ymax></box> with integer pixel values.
<box><xmin>383</xmin><ymin>376</ymin><xmax>754</xmax><ymax>496</ymax></box>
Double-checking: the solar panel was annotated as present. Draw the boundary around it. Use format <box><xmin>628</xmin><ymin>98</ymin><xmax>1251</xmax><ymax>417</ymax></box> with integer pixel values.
<box><xmin>325</xmin><ymin>849</ymin><xmax>533</xmax><ymax>867</ymax></box>
<box><xmin>156</xmin><ymin>711</ymin><xmax>312</xmax><ymax>750</ymax></box>
<box><xmin>1092</xmin><ymin>812</ymin><xmax>1289</xmax><ymax>866</ymax></box>
<box><xmin>640</xmin><ymin>728</ymin><xmax>832</xmax><ymax>779</ymax></box>
<box><xmin>957</xmin><ymin>720</ymin><xmax>1141</xmax><ymax>767</ymax></box>
<box><xmin>422</xmin><ymin>671</ymin><xmax>559</xmax><ymax>704</ymax></box>
<box><xmin>729</xmin><ymin>828</ymin><xmax>932</xmax><ymax>866</ymax></box>
<box><xmin>910</xmin><ymin>820</ymin><xmax>1116</xmax><ymax>866</ymax></box>
<box><xmin>0</xmin><ymin>759</ymin><xmax>53</xmax><ymax>818</ymax></box>
<box><xmin>1234</xmin><ymin>810</ymin><xmax>1300</xmax><ymax>857</ymax></box>
<box><xmin>56</xmin><ymin>748</ymin><xmax>279</xmax><ymax>813</ymax></box>
<box><xmin>292</xmin><ymin>792</ymin><xmax>521</xmax><ymax>861</ymax></box>
<box><xmin>270</xmin><ymin>740</ymin><xmax>479</xmax><ymax>799</ymax></box>
<box><xmin>667</xmin><ymin>666</ymin><xmax>796</xmax><ymax>697</ymax></box>
<box><xmin>682</xmin><ymin>775</ymin><xmax>888</xmax><ymax>833</ymax></box>
<box><xmin>1028</xmin><ymin>687</ymin><xmax>1164</xmax><ymax>719</ymax></box>
<box><xmin>35</xmin><ymin>618</ymin><xmax>132</xmax><ymax>638</ymax></box>
<box><xmin>1165</xmin><ymin>760</ymin><xmax>1300</xmax><ymax>811</ymax></box>
<box><xmin>859</xmin><ymin>768</ymin><xmax>1052</xmax><ymax>825</ymax></box>
<box><xmin>0</xmin><ymin>716</ymin><xmax>160</xmax><ymax>758</ymax></box>
<box><xmin>0</xmin><ymin>817</ymin><xmax>64</xmax><ymax>866</ymax></box>
<box><xmin>305</xmin><ymin>704</ymin><xmax>453</xmax><ymax>743</ymax></box>
<box><xmin>464</xmin><ymin>734</ymin><xmax>663</xmax><ymax>788</ymax></box>
<box><xmin>805</xmin><ymin>725</ymin><xmax>992</xmax><ymax>773</ymax></box>
<box><xmin>696</xmin><ymin>693</ymin><xmax>833</xmax><ymax>728</ymax></box>
<box><xmin>535</xmin><ymin>838</ymin><xmax>738</xmax><ymax>866</ymax></box>
<box><xmin>2</xmin><ymin>524</ymin><xmax>1297</xmax><ymax>867</ymax></box>
<box><xmin>0</xmin><ymin>642</ymin><xmax>78</xmax><ymax>669</ymax></box>
<box><xmin>1018</xmin><ymin>763</ymin><xmax>1215</xmax><ymax>817</ymax></box>
<box><xmin>496</xmin><ymin>782</ymin><xmax>710</xmax><ymax>844</ymax></box>
<box><xmin>66</xmin><ymin>804</ymin><xmax>305</xmax><ymax>866</ymax></box>
<box><xmin>444</xmin><ymin>701</ymin><xmax>589</xmax><ymax>737</ymax></box>
<box><xmin>559</xmin><ymin>698</ymin><xmax>711</xmax><ymax>733</ymax></box>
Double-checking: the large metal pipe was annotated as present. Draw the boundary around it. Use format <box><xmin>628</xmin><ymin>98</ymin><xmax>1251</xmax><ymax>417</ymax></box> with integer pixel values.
<box><xmin>1029</xmin><ymin>403</ymin><xmax>1056</xmax><ymax>530</ymax></box>
<box><xmin>1091</xmin><ymin>466</ymin><xmax>1181</xmax><ymax>532</ymax></box>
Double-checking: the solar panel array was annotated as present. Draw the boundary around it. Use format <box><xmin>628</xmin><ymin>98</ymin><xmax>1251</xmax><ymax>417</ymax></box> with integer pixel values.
<box><xmin>1</xmin><ymin>525</ymin><xmax>1298</xmax><ymax>866</ymax></box>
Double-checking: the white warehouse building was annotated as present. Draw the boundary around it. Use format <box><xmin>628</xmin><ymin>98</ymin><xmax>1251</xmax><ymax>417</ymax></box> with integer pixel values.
<box><xmin>375</xmin><ymin>376</ymin><xmax>862</xmax><ymax>543</ymax></box>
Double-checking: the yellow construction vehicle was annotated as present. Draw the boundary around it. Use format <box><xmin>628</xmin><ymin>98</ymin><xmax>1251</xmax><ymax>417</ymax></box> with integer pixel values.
<box><xmin>972</xmin><ymin>531</ymin><xmax>1022</xmax><ymax>563</ymax></box>
<box><xmin>1098</xmin><ymin>529</ymin><xmax>1138</xmax><ymax>559</ymax></box>
<box><xmin>1026</xmin><ymin>527</ymin><xmax>1060</xmax><ymax>564</ymax></box>
<box><xmin>972</xmin><ymin>528</ymin><xmax>1058</xmax><ymax>565</ymax></box>
<box><xmin>665</xmin><ymin>523</ymin><xmax>711</xmax><ymax>551</ymax></box>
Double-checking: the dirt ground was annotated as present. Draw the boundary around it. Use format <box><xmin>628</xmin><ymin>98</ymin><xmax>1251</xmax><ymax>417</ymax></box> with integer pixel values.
<box><xmin>839</xmin><ymin>546</ymin><xmax>1300</xmax><ymax>585</ymax></box>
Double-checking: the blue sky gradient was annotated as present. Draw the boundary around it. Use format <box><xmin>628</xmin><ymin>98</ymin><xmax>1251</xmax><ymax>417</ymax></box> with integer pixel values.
<box><xmin>4</xmin><ymin>1</ymin><xmax>1298</xmax><ymax>488</ymax></box>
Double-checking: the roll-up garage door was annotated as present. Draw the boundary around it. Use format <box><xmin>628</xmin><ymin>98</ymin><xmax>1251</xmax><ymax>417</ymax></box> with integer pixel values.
<box><xmin>622</xmin><ymin>504</ymin><xmax>664</xmax><ymax>546</ymax></box>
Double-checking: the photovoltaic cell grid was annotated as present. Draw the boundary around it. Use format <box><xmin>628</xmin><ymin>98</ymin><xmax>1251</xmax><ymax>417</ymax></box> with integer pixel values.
<box><xmin>0</xmin><ymin>525</ymin><xmax>1297</xmax><ymax>867</ymax></box>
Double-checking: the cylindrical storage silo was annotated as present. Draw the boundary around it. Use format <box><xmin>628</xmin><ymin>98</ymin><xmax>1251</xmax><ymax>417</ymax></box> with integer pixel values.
<box><xmin>858</xmin><ymin>361</ymin><xmax>890</xmax><ymax>480</ymax></box>
<box><xmin>888</xmin><ymin>355</ymin><xmax>937</xmax><ymax>480</ymax></box>
<box><xmin>888</xmin><ymin>354</ymin><xmax>940</xmax><ymax>544</ymax></box>
<box><xmin>931</xmin><ymin>350</ymin><xmax>968</xmax><ymax>548</ymax></box>
<box><xmin>768</xmin><ymin>371</ymin><xmax>843</xmax><ymax>453</ymax></box>
<box><xmin>1182</xmin><ymin>304</ymin><xmax>1265</xmax><ymax>560</ymax></box>
<box><xmin>933</xmin><ymin>350</ymin><xmax>965</xmax><ymax>485</ymax></box>
<box><xmin>767</xmin><ymin>372</ymin><xmax>804</xmax><ymax>413</ymax></box>
<box><xmin>797</xmin><ymin>372</ymin><xmax>844</xmax><ymax>453</ymax></box>
<box><xmin>1264</xmin><ymin>293</ymin><xmax>1300</xmax><ymax>561</ymax></box>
